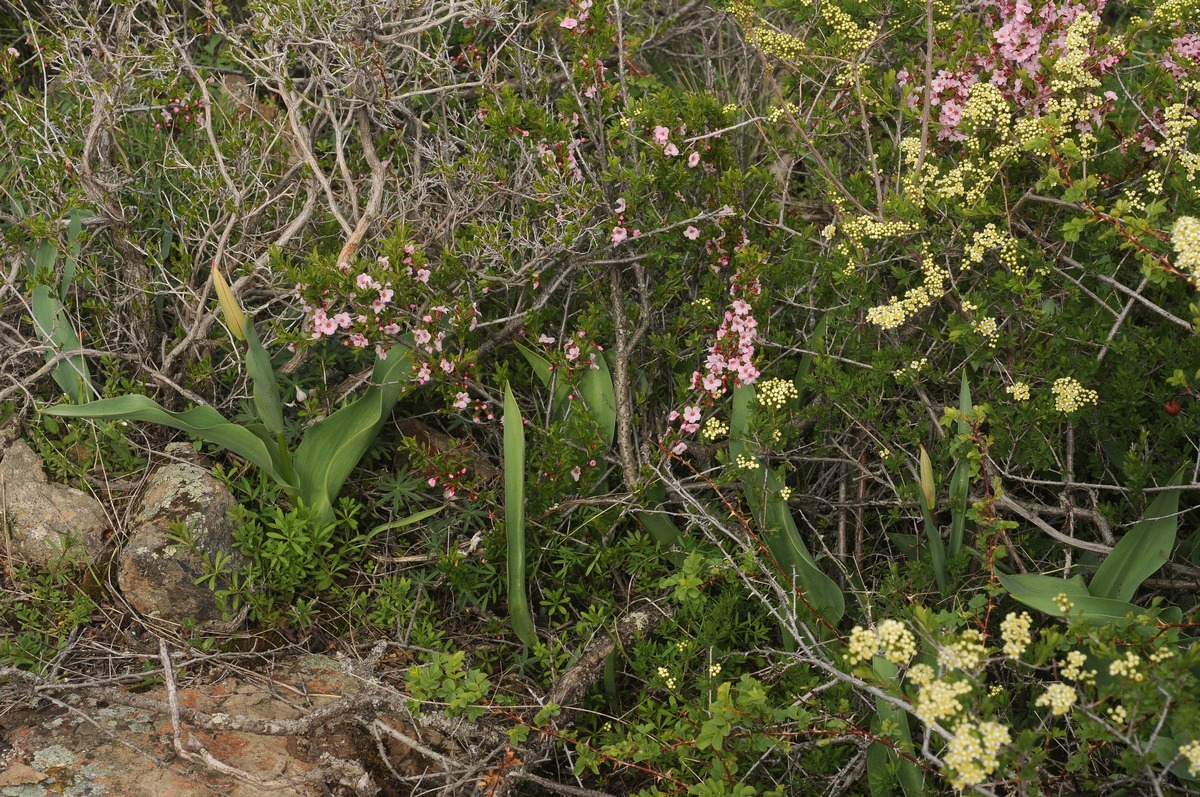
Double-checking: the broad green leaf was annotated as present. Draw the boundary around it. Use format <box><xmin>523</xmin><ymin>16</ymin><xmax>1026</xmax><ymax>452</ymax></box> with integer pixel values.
<box><xmin>638</xmin><ymin>482</ymin><xmax>683</xmax><ymax>546</ymax></box>
<box><xmin>503</xmin><ymin>382</ymin><xmax>537</xmax><ymax>646</ymax></box>
<box><xmin>31</xmin><ymin>285</ymin><xmax>91</xmax><ymax>404</ymax></box>
<box><xmin>1090</xmin><ymin>472</ymin><xmax>1183</xmax><ymax>601</ymax></box>
<box><xmin>578</xmin><ymin>353</ymin><xmax>616</xmax><ymax>447</ymax></box>
<box><xmin>243</xmin><ymin>322</ymin><xmax>286</xmax><ymax>439</ymax></box>
<box><xmin>291</xmin><ymin>345</ymin><xmax>412</xmax><ymax>524</ymax></box>
<box><xmin>43</xmin><ymin>395</ymin><xmax>290</xmax><ymax>488</ymax></box>
<box><xmin>868</xmin><ymin>658</ymin><xmax>925</xmax><ymax>797</ymax></box>
<box><xmin>999</xmin><ymin>573</ymin><xmax>1145</xmax><ymax>620</ymax></box>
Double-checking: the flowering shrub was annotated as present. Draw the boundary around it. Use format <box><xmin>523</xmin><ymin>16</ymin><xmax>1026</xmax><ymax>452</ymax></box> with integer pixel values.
<box><xmin>5</xmin><ymin>0</ymin><xmax>1200</xmax><ymax>793</ymax></box>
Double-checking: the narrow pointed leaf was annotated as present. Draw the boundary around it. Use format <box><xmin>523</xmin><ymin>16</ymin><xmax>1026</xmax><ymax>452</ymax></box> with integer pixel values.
<box><xmin>577</xmin><ymin>352</ymin><xmax>616</xmax><ymax>447</ymax></box>
<box><xmin>244</xmin><ymin>322</ymin><xmax>286</xmax><ymax>438</ymax></box>
<box><xmin>503</xmin><ymin>382</ymin><xmax>537</xmax><ymax>646</ymax></box>
<box><xmin>211</xmin><ymin>261</ymin><xmax>246</xmax><ymax>341</ymax></box>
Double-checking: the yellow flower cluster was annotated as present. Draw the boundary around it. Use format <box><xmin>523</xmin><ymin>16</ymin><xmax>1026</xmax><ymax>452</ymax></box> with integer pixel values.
<box><xmin>1000</xmin><ymin>611</ymin><xmax>1033</xmax><ymax>657</ymax></box>
<box><xmin>735</xmin><ymin>453</ymin><xmax>759</xmax><ymax>472</ymax></box>
<box><xmin>1061</xmin><ymin>650</ymin><xmax>1096</xmax><ymax>683</ymax></box>
<box><xmin>915</xmin><ymin>678</ymin><xmax>973</xmax><ymax>723</ymax></box>
<box><xmin>907</xmin><ymin>662</ymin><xmax>934</xmax><ymax>687</ymax></box>
<box><xmin>1052</xmin><ymin>377</ymin><xmax>1098</xmax><ymax>413</ymax></box>
<box><xmin>1035</xmin><ymin>682</ymin><xmax>1078</xmax><ymax>716</ymax></box>
<box><xmin>1107</xmin><ymin>704</ymin><xmax>1128</xmax><ymax>725</ymax></box>
<box><xmin>893</xmin><ymin>357</ymin><xmax>928</xmax><ymax>379</ymax></box>
<box><xmin>942</xmin><ymin>721</ymin><xmax>1011</xmax><ymax>790</ymax></box>
<box><xmin>1172</xmin><ymin>216</ymin><xmax>1200</xmax><ymax>280</ymax></box>
<box><xmin>1054</xmin><ymin>593</ymin><xmax>1075</xmax><ymax>614</ymax></box>
<box><xmin>758</xmin><ymin>377</ymin><xmax>800</xmax><ymax>409</ymax></box>
<box><xmin>974</xmin><ymin>316</ymin><xmax>999</xmax><ymax>346</ymax></box>
<box><xmin>822</xmin><ymin>3</ymin><xmax>878</xmax><ymax>53</ymax></box>
<box><xmin>866</xmin><ymin>260</ymin><xmax>948</xmax><ymax>330</ymax></box>
<box><xmin>845</xmin><ymin>620</ymin><xmax>917</xmax><ymax>666</ymax></box>
<box><xmin>961</xmin><ymin>83</ymin><xmax>1013</xmax><ymax>146</ymax></box>
<box><xmin>1179</xmin><ymin>740</ymin><xmax>1200</xmax><ymax>776</ymax></box>
<box><xmin>878</xmin><ymin>619</ymin><xmax>918</xmax><ymax>665</ymax></box>
<box><xmin>1006</xmin><ymin>382</ymin><xmax>1031</xmax><ymax>402</ymax></box>
<box><xmin>1109</xmin><ymin>651</ymin><xmax>1145</xmax><ymax>682</ymax></box>
<box><xmin>656</xmin><ymin>666</ymin><xmax>676</xmax><ymax>690</ymax></box>
<box><xmin>938</xmin><ymin>630</ymin><xmax>988</xmax><ymax>671</ymax></box>
<box><xmin>1161</xmin><ymin>104</ymin><xmax>1196</xmax><ymax>154</ymax></box>
<box><xmin>778</xmin><ymin>486</ymin><xmax>792</xmax><ymax>501</ymax></box>
<box><xmin>1045</xmin><ymin>15</ymin><xmax>1103</xmax><ymax>129</ymax></box>
<box><xmin>965</xmin><ymin>224</ymin><xmax>1022</xmax><ymax>275</ymax></box>
<box><xmin>767</xmin><ymin>100</ymin><xmax>801</xmax><ymax>123</ymax></box>
<box><xmin>846</xmin><ymin>625</ymin><xmax>881</xmax><ymax>665</ymax></box>
<box><xmin>701</xmin><ymin>416</ymin><xmax>729</xmax><ymax>442</ymax></box>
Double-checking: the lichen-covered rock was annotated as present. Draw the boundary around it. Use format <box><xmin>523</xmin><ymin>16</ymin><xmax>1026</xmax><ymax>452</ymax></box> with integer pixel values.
<box><xmin>0</xmin><ymin>439</ymin><xmax>110</xmax><ymax>568</ymax></box>
<box><xmin>117</xmin><ymin>445</ymin><xmax>247</xmax><ymax>624</ymax></box>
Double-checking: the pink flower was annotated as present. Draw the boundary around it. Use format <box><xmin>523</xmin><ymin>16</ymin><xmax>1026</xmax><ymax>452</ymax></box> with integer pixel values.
<box><xmin>668</xmin><ymin>410</ymin><xmax>680</xmax><ymax>421</ymax></box>
<box><xmin>382</xmin><ymin>322</ymin><xmax>400</xmax><ymax>335</ymax></box>
<box><xmin>683</xmin><ymin>406</ymin><xmax>702</xmax><ymax>424</ymax></box>
<box><xmin>663</xmin><ymin>143</ymin><xmax>679</xmax><ymax>157</ymax></box>
<box><xmin>349</xmin><ymin>333</ymin><xmax>369</xmax><ymax>348</ymax></box>
<box><xmin>453</xmin><ymin>392</ymin><xmax>470</xmax><ymax>409</ymax></box>
<box><xmin>566</xmin><ymin>344</ymin><xmax>581</xmax><ymax>361</ymax></box>
<box><xmin>440</xmin><ymin>359</ymin><xmax>455</xmax><ymax>373</ymax></box>
<box><xmin>570</xmin><ymin>466</ymin><xmax>582</xmax><ymax>481</ymax></box>
<box><xmin>560</xmin><ymin>17</ymin><xmax>578</xmax><ymax>29</ymax></box>
<box><xmin>684</xmin><ymin>225</ymin><xmax>700</xmax><ymax>240</ymax></box>
<box><xmin>611</xmin><ymin>226</ymin><xmax>628</xmax><ymax>246</ymax></box>
<box><xmin>687</xmin><ymin>151</ymin><xmax>700</xmax><ymax>168</ymax></box>
<box><xmin>702</xmin><ymin>373</ymin><xmax>723</xmax><ymax>392</ymax></box>
<box><xmin>319</xmin><ymin>317</ymin><xmax>338</xmax><ymax>336</ymax></box>
<box><xmin>415</xmin><ymin>268</ymin><xmax>431</xmax><ymax>283</ymax></box>
<box><xmin>614</xmin><ymin>197</ymin><xmax>626</xmax><ymax>213</ymax></box>
<box><xmin>416</xmin><ymin>363</ymin><xmax>432</xmax><ymax>384</ymax></box>
<box><xmin>538</xmin><ymin>334</ymin><xmax>556</xmax><ymax>344</ymax></box>
<box><xmin>375</xmin><ymin>344</ymin><xmax>388</xmax><ymax>360</ymax></box>
<box><xmin>413</xmin><ymin>328</ymin><xmax>432</xmax><ymax>346</ymax></box>
<box><xmin>671</xmin><ymin>441</ymin><xmax>688</xmax><ymax>455</ymax></box>
<box><xmin>378</xmin><ymin>288</ymin><xmax>393</xmax><ymax>304</ymax></box>
<box><xmin>652</xmin><ymin>126</ymin><xmax>670</xmax><ymax>145</ymax></box>
<box><xmin>356</xmin><ymin>273</ymin><xmax>376</xmax><ymax>290</ymax></box>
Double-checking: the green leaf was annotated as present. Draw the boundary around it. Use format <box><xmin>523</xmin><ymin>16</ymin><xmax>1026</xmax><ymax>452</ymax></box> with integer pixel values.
<box><xmin>578</xmin><ymin>353</ymin><xmax>616</xmax><ymax>447</ymax></box>
<box><xmin>1090</xmin><ymin>472</ymin><xmax>1183</xmax><ymax>601</ymax></box>
<box><xmin>730</xmin><ymin>385</ymin><xmax>844</xmax><ymax>623</ymax></box>
<box><xmin>291</xmin><ymin>344</ymin><xmax>412</xmax><ymax>524</ymax></box>
<box><xmin>504</xmin><ymin>382</ymin><xmax>536</xmax><ymax>646</ymax></box>
<box><xmin>244</xmin><ymin>323</ymin><xmax>286</xmax><ymax>439</ymax></box>
<box><xmin>31</xmin><ymin>285</ymin><xmax>92</xmax><ymax>404</ymax></box>
<box><xmin>868</xmin><ymin>658</ymin><xmax>925</xmax><ymax>797</ymax></box>
<box><xmin>999</xmin><ymin>573</ymin><xmax>1145</xmax><ymax>620</ymax></box>
<box><xmin>43</xmin><ymin>395</ymin><xmax>291</xmax><ymax>489</ymax></box>
<box><xmin>369</xmin><ymin>505</ymin><xmax>444</xmax><ymax>536</ymax></box>
<box><xmin>638</xmin><ymin>481</ymin><xmax>683</xmax><ymax>546</ymax></box>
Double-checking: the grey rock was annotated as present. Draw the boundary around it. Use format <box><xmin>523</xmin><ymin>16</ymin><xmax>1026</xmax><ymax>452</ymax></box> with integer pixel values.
<box><xmin>117</xmin><ymin>449</ymin><xmax>246</xmax><ymax>624</ymax></box>
<box><xmin>0</xmin><ymin>439</ymin><xmax>110</xmax><ymax>568</ymax></box>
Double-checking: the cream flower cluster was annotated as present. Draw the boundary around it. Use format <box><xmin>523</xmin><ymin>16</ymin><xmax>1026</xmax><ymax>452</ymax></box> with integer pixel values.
<box><xmin>974</xmin><ymin>316</ymin><xmax>1000</xmax><ymax>346</ymax></box>
<box><xmin>938</xmin><ymin>630</ymin><xmax>988</xmax><ymax>671</ymax></box>
<box><xmin>893</xmin><ymin>357</ymin><xmax>928</xmax><ymax>379</ymax></box>
<box><xmin>1109</xmin><ymin>651</ymin><xmax>1145</xmax><ymax>682</ymax></box>
<box><xmin>915</xmin><ymin>678</ymin><xmax>973</xmax><ymax>723</ymax></box>
<box><xmin>735</xmin><ymin>453</ymin><xmax>759</xmax><ymax>472</ymax></box>
<box><xmin>1006</xmin><ymin>382</ymin><xmax>1031</xmax><ymax>401</ymax></box>
<box><xmin>943</xmin><ymin>721</ymin><xmax>1011</xmax><ymax>790</ymax></box>
<box><xmin>1000</xmin><ymin>611</ymin><xmax>1033</xmax><ymax>657</ymax></box>
<box><xmin>1172</xmin><ymin>216</ymin><xmax>1200</xmax><ymax>280</ymax></box>
<box><xmin>845</xmin><ymin>620</ymin><xmax>918</xmax><ymax>666</ymax></box>
<box><xmin>1052</xmin><ymin>377</ymin><xmax>1098</xmax><ymax>413</ymax></box>
<box><xmin>1035</xmin><ymin>682</ymin><xmax>1078</xmax><ymax>716</ymax></box>
<box><xmin>1179</xmin><ymin>740</ymin><xmax>1200</xmax><ymax>776</ymax></box>
<box><xmin>758</xmin><ymin>377</ymin><xmax>800</xmax><ymax>409</ymax></box>
<box><xmin>1061</xmin><ymin>650</ymin><xmax>1096</xmax><ymax>683</ymax></box>
<box><xmin>965</xmin><ymin>224</ymin><xmax>1022</xmax><ymax>275</ymax></box>
<box><xmin>700</xmin><ymin>416</ymin><xmax>729</xmax><ymax>441</ymax></box>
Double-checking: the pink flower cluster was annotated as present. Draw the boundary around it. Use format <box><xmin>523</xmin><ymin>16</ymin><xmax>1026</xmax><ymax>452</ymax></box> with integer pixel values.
<box><xmin>560</xmin><ymin>0</ymin><xmax>593</xmax><ymax>31</ymax></box>
<box><xmin>610</xmin><ymin>197</ymin><xmax>641</xmax><ymax>247</ymax></box>
<box><xmin>1164</xmin><ymin>34</ymin><xmax>1200</xmax><ymax>80</ymax></box>
<box><xmin>690</xmin><ymin>288</ymin><xmax>762</xmax><ymax>396</ymax></box>
<box><xmin>898</xmin><ymin>0</ymin><xmax>1120</xmax><ymax>140</ymax></box>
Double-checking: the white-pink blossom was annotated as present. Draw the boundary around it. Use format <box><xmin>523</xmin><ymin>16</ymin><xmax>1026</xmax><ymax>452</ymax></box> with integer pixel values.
<box><xmin>611</xmin><ymin>226</ymin><xmax>628</xmax><ymax>246</ymax></box>
<box><xmin>663</xmin><ymin>143</ymin><xmax>679</xmax><ymax>157</ymax></box>
<box><xmin>684</xmin><ymin>225</ymin><xmax>700</xmax><ymax>240</ymax></box>
<box><xmin>652</xmin><ymin>126</ymin><xmax>670</xmax><ymax>145</ymax></box>
<box><xmin>687</xmin><ymin>152</ymin><xmax>701</xmax><ymax>168</ymax></box>
<box><xmin>560</xmin><ymin>17</ymin><xmax>578</xmax><ymax>29</ymax></box>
